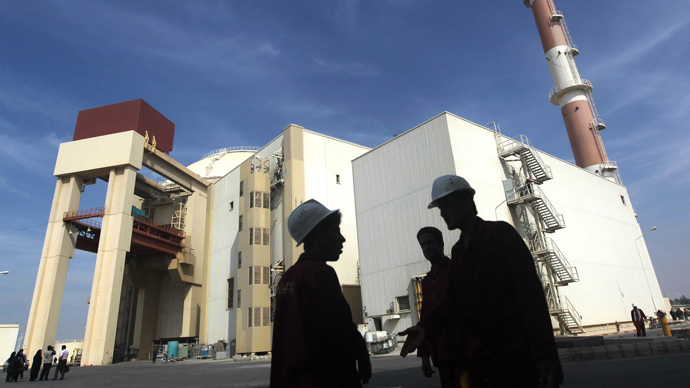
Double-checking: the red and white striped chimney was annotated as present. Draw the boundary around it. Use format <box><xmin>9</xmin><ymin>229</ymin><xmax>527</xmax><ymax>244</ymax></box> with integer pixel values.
<box><xmin>524</xmin><ymin>0</ymin><xmax>619</xmax><ymax>182</ymax></box>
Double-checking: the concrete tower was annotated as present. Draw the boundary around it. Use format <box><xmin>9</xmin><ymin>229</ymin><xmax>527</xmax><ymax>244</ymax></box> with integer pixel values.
<box><xmin>524</xmin><ymin>0</ymin><xmax>620</xmax><ymax>182</ymax></box>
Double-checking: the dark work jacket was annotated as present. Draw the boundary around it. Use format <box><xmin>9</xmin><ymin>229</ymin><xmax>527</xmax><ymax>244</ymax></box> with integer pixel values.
<box><xmin>419</xmin><ymin>217</ymin><xmax>559</xmax><ymax>369</ymax></box>
<box><xmin>417</xmin><ymin>257</ymin><xmax>467</xmax><ymax>366</ymax></box>
<box><xmin>270</xmin><ymin>252</ymin><xmax>367</xmax><ymax>388</ymax></box>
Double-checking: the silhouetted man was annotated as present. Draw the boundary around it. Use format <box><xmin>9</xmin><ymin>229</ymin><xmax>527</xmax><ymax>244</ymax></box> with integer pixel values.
<box><xmin>271</xmin><ymin>199</ymin><xmax>371</xmax><ymax>387</ymax></box>
<box><xmin>400</xmin><ymin>175</ymin><xmax>563</xmax><ymax>388</ymax></box>
<box><xmin>416</xmin><ymin>226</ymin><xmax>467</xmax><ymax>387</ymax></box>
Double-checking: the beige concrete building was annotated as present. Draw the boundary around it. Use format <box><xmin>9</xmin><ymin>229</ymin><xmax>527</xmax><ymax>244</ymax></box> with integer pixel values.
<box><xmin>24</xmin><ymin>100</ymin><xmax>368</xmax><ymax>365</ymax></box>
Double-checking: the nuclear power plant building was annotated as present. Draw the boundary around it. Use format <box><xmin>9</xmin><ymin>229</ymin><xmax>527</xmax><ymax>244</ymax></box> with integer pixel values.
<box><xmin>353</xmin><ymin>112</ymin><xmax>663</xmax><ymax>337</ymax></box>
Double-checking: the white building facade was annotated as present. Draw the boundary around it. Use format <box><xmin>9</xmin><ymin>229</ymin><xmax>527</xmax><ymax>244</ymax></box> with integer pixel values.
<box><xmin>353</xmin><ymin>112</ymin><xmax>663</xmax><ymax>335</ymax></box>
<box><xmin>202</xmin><ymin>125</ymin><xmax>369</xmax><ymax>354</ymax></box>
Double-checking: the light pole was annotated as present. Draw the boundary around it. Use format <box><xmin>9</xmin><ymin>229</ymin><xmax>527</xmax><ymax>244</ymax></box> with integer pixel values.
<box><xmin>635</xmin><ymin>226</ymin><xmax>657</xmax><ymax>311</ymax></box>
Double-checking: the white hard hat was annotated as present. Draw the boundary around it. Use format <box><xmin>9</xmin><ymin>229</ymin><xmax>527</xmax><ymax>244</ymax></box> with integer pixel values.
<box><xmin>288</xmin><ymin>199</ymin><xmax>339</xmax><ymax>246</ymax></box>
<box><xmin>632</xmin><ymin>303</ymin><xmax>637</xmax><ymax>307</ymax></box>
<box><xmin>428</xmin><ymin>175</ymin><xmax>475</xmax><ymax>209</ymax></box>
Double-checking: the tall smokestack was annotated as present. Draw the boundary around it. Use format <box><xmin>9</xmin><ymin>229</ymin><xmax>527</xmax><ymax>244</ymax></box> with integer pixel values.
<box><xmin>524</xmin><ymin>0</ymin><xmax>620</xmax><ymax>183</ymax></box>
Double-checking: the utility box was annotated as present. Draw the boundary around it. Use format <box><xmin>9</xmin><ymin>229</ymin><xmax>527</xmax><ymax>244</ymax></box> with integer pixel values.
<box><xmin>73</xmin><ymin>99</ymin><xmax>175</xmax><ymax>153</ymax></box>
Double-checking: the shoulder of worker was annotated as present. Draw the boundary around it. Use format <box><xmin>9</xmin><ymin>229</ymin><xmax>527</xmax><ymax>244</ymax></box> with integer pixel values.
<box><xmin>479</xmin><ymin>218</ymin><xmax>517</xmax><ymax>233</ymax></box>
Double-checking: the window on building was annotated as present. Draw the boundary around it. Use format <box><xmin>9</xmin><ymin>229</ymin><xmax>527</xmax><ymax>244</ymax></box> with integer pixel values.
<box><xmin>240</xmin><ymin>180</ymin><xmax>244</xmax><ymax>197</ymax></box>
<box><xmin>229</xmin><ymin>201</ymin><xmax>234</xmax><ymax>211</ymax></box>
<box><xmin>254</xmin><ymin>307</ymin><xmax>261</xmax><ymax>327</ymax></box>
<box><xmin>396</xmin><ymin>295</ymin><xmax>411</xmax><ymax>312</ymax></box>
<box><xmin>255</xmin><ymin>228</ymin><xmax>262</xmax><ymax>246</ymax></box>
<box><xmin>336</xmin><ymin>174</ymin><xmax>341</xmax><ymax>184</ymax></box>
<box><xmin>249</xmin><ymin>227</ymin><xmax>268</xmax><ymax>246</ymax></box>
<box><xmin>248</xmin><ymin>307</ymin><xmax>252</xmax><ymax>328</ymax></box>
<box><xmin>254</xmin><ymin>266</ymin><xmax>261</xmax><ymax>285</ymax></box>
<box><xmin>255</xmin><ymin>191</ymin><xmax>262</xmax><ymax>208</ymax></box>
<box><xmin>239</xmin><ymin>215</ymin><xmax>243</xmax><ymax>232</ymax></box>
<box><xmin>249</xmin><ymin>192</ymin><xmax>254</xmax><ymax>208</ymax></box>
<box><xmin>237</xmin><ymin>289</ymin><xmax>241</xmax><ymax>308</ymax></box>
<box><xmin>263</xmin><ymin>192</ymin><xmax>270</xmax><ymax>209</ymax></box>
<box><xmin>263</xmin><ymin>267</ymin><xmax>270</xmax><ymax>285</ymax></box>
<box><xmin>621</xmin><ymin>195</ymin><xmax>626</xmax><ymax>205</ymax></box>
<box><xmin>227</xmin><ymin>278</ymin><xmax>234</xmax><ymax>309</ymax></box>
<box><xmin>263</xmin><ymin>228</ymin><xmax>270</xmax><ymax>246</ymax></box>
<box><xmin>263</xmin><ymin>307</ymin><xmax>270</xmax><ymax>326</ymax></box>
<box><xmin>238</xmin><ymin>251</ymin><xmax>242</xmax><ymax>268</ymax></box>
<box><xmin>249</xmin><ymin>267</ymin><xmax>253</xmax><ymax>285</ymax></box>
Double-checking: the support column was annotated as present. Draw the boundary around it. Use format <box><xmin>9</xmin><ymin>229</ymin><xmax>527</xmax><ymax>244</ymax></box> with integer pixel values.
<box><xmin>81</xmin><ymin>166</ymin><xmax>137</xmax><ymax>365</ymax></box>
<box><xmin>131</xmin><ymin>272</ymin><xmax>161</xmax><ymax>361</ymax></box>
<box><xmin>282</xmin><ymin>125</ymin><xmax>305</xmax><ymax>269</ymax></box>
<box><xmin>24</xmin><ymin>175</ymin><xmax>83</xmax><ymax>358</ymax></box>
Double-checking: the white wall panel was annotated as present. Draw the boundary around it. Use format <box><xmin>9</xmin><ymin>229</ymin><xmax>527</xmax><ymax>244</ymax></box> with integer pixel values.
<box><xmin>206</xmin><ymin>168</ymin><xmax>241</xmax><ymax>343</ymax></box>
<box><xmin>303</xmin><ymin>131</ymin><xmax>369</xmax><ymax>285</ymax></box>
<box><xmin>354</xmin><ymin>114</ymin><xmax>461</xmax><ymax>320</ymax></box>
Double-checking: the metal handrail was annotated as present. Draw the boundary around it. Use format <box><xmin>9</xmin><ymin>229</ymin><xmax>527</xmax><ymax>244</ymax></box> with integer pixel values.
<box><xmin>202</xmin><ymin>146</ymin><xmax>260</xmax><ymax>159</ymax></box>
<box><xmin>549</xmin><ymin>79</ymin><xmax>592</xmax><ymax>101</ymax></box>
<box><xmin>508</xmin><ymin>184</ymin><xmax>565</xmax><ymax>229</ymax></box>
<box><xmin>544</xmin><ymin>238</ymin><xmax>579</xmax><ymax>283</ymax></box>
<box><xmin>496</xmin><ymin>134</ymin><xmax>530</xmax><ymax>156</ymax></box>
<box><xmin>63</xmin><ymin>207</ymin><xmax>105</xmax><ymax>220</ymax></box>
<box><xmin>561</xmin><ymin>295</ymin><xmax>583</xmax><ymax>329</ymax></box>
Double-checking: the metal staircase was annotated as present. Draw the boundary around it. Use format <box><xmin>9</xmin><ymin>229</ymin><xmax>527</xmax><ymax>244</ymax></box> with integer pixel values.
<box><xmin>496</xmin><ymin>134</ymin><xmax>552</xmax><ymax>183</ymax></box>
<box><xmin>554</xmin><ymin>296</ymin><xmax>584</xmax><ymax>334</ymax></box>
<box><xmin>507</xmin><ymin>182</ymin><xmax>565</xmax><ymax>232</ymax></box>
<box><xmin>529</xmin><ymin>236</ymin><xmax>578</xmax><ymax>285</ymax></box>
<box><xmin>493</xmin><ymin>124</ymin><xmax>583</xmax><ymax>335</ymax></box>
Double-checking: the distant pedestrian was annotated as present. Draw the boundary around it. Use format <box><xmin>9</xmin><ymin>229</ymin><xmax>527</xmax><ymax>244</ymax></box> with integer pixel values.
<box><xmin>670</xmin><ymin>309</ymin><xmax>677</xmax><ymax>321</ymax></box>
<box><xmin>615</xmin><ymin>321</ymin><xmax>620</xmax><ymax>333</ymax></box>
<box><xmin>29</xmin><ymin>349</ymin><xmax>42</xmax><ymax>381</ymax></box>
<box><xmin>676</xmin><ymin>308</ymin><xmax>683</xmax><ymax>321</ymax></box>
<box><xmin>15</xmin><ymin>349</ymin><xmax>26</xmax><ymax>379</ymax></box>
<box><xmin>631</xmin><ymin>303</ymin><xmax>647</xmax><ymax>337</ymax></box>
<box><xmin>5</xmin><ymin>351</ymin><xmax>18</xmax><ymax>382</ymax></box>
<box><xmin>152</xmin><ymin>349</ymin><xmax>158</xmax><ymax>364</ymax></box>
<box><xmin>270</xmin><ymin>199</ymin><xmax>371</xmax><ymax>387</ymax></box>
<box><xmin>52</xmin><ymin>345</ymin><xmax>68</xmax><ymax>380</ymax></box>
<box><xmin>39</xmin><ymin>345</ymin><xmax>55</xmax><ymax>381</ymax></box>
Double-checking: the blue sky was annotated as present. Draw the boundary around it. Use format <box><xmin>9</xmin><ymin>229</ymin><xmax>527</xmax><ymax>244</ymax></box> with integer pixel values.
<box><xmin>1</xmin><ymin>1</ymin><xmax>689</xmax><ymax>340</ymax></box>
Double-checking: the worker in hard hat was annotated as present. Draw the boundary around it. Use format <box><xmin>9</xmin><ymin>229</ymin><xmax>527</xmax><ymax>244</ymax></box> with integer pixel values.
<box><xmin>399</xmin><ymin>175</ymin><xmax>563</xmax><ymax>388</ymax></box>
<box><xmin>630</xmin><ymin>303</ymin><xmax>647</xmax><ymax>337</ymax></box>
<box><xmin>270</xmin><ymin>199</ymin><xmax>371</xmax><ymax>388</ymax></box>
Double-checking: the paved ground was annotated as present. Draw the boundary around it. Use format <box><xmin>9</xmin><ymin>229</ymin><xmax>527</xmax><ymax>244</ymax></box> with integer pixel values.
<box><xmin>7</xmin><ymin>352</ymin><xmax>690</xmax><ymax>387</ymax></box>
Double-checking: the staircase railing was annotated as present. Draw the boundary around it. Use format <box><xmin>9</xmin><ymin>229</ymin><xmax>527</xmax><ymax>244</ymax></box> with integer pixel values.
<box><xmin>560</xmin><ymin>295</ymin><xmax>584</xmax><ymax>333</ymax></box>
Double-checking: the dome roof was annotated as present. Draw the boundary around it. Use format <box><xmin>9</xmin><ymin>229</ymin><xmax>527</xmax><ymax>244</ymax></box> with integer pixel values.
<box><xmin>187</xmin><ymin>147</ymin><xmax>259</xmax><ymax>179</ymax></box>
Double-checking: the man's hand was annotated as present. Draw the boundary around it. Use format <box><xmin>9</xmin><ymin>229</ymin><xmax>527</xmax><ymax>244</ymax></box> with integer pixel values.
<box><xmin>398</xmin><ymin>326</ymin><xmax>425</xmax><ymax>358</ymax></box>
<box><xmin>358</xmin><ymin>354</ymin><xmax>372</xmax><ymax>384</ymax></box>
<box><xmin>421</xmin><ymin>356</ymin><xmax>435</xmax><ymax>378</ymax></box>
<box><xmin>537</xmin><ymin>359</ymin><xmax>564</xmax><ymax>388</ymax></box>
